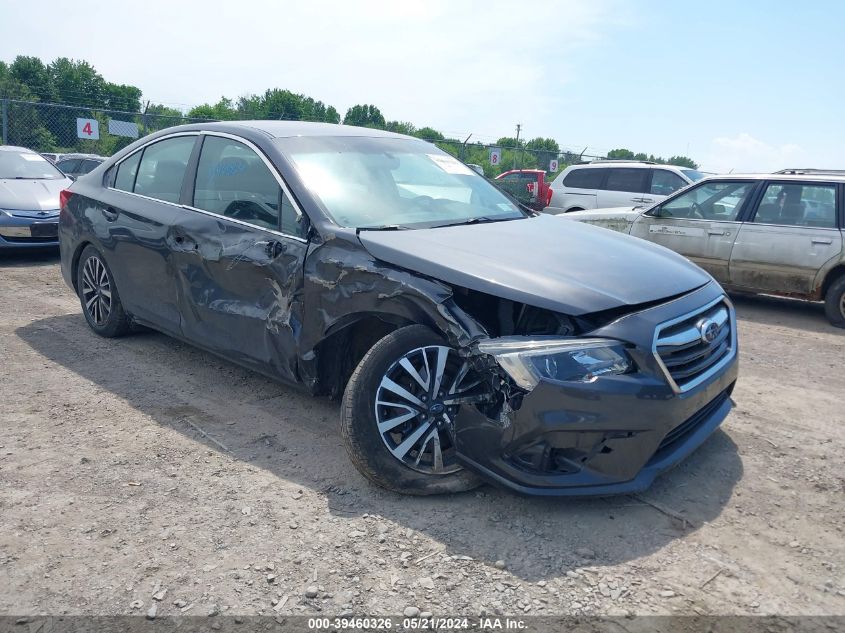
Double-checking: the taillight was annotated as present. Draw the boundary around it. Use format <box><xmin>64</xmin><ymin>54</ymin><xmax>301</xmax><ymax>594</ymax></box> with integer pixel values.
<box><xmin>59</xmin><ymin>189</ymin><xmax>73</xmax><ymax>210</ymax></box>
<box><xmin>547</xmin><ymin>189</ymin><xmax>553</xmax><ymax>205</ymax></box>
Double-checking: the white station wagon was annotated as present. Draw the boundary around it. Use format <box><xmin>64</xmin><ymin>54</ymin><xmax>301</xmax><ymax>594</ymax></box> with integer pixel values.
<box><xmin>560</xmin><ymin>170</ymin><xmax>845</xmax><ymax>327</ymax></box>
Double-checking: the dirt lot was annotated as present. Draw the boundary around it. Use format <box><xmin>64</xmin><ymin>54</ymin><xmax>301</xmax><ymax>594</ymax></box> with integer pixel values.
<box><xmin>1</xmin><ymin>251</ymin><xmax>843</xmax><ymax>619</ymax></box>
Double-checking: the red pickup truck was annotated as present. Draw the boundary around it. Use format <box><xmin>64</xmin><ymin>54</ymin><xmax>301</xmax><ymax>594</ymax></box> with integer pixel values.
<box><xmin>493</xmin><ymin>169</ymin><xmax>553</xmax><ymax>211</ymax></box>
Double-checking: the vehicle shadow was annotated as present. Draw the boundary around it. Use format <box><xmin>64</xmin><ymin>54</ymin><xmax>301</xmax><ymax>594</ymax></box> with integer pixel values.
<box><xmin>0</xmin><ymin>249</ymin><xmax>60</xmax><ymax>268</ymax></box>
<box><xmin>730</xmin><ymin>292</ymin><xmax>838</xmax><ymax>334</ymax></box>
<box><xmin>16</xmin><ymin>313</ymin><xmax>743</xmax><ymax>581</ymax></box>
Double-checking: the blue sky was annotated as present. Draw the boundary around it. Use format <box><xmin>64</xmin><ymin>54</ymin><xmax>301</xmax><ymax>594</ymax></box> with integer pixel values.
<box><xmin>1</xmin><ymin>0</ymin><xmax>841</xmax><ymax>172</ymax></box>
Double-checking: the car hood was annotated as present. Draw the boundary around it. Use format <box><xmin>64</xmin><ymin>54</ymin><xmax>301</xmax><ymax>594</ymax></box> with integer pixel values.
<box><xmin>357</xmin><ymin>214</ymin><xmax>711</xmax><ymax>316</ymax></box>
<box><xmin>0</xmin><ymin>177</ymin><xmax>72</xmax><ymax>212</ymax></box>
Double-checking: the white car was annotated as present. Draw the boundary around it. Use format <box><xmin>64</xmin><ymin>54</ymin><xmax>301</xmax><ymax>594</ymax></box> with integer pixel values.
<box><xmin>559</xmin><ymin>171</ymin><xmax>845</xmax><ymax>327</ymax></box>
<box><xmin>545</xmin><ymin>160</ymin><xmax>705</xmax><ymax>214</ymax></box>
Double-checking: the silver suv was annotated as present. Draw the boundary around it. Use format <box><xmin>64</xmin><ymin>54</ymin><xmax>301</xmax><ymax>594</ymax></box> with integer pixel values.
<box><xmin>561</xmin><ymin>170</ymin><xmax>845</xmax><ymax>327</ymax></box>
<box><xmin>545</xmin><ymin>160</ymin><xmax>705</xmax><ymax>214</ymax></box>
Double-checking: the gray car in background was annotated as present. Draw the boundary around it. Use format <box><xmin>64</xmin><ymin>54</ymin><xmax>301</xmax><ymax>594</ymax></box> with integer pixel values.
<box><xmin>0</xmin><ymin>146</ymin><xmax>73</xmax><ymax>250</ymax></box>
<box><xmin>55</xmin><ymin>153</ymin><xmax>107</xmax><ymax>180</ymax></box>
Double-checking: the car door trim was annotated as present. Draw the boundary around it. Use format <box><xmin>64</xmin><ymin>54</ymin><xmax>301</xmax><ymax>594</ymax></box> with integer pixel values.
<box><xmin>105</xmin><ymin>130</ymin><xmax>308</xmax><ymax>243</ymax></box>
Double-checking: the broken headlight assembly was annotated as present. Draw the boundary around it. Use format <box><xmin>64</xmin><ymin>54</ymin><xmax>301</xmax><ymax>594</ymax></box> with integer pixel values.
<box><xmin>477</xmin><ymin>337</ymin><xmax>633</xmax><ymax>390</ymax></box>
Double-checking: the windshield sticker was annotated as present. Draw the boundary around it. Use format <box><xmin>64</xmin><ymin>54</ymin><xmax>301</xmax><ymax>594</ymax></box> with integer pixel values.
<box><xmin>21</xmin><ymin>154</ymin><xmax>46</xmax><ymax>161</ymax></box>
<box><xmin>427</xmin><ymin>153</ymin><xmax>474</xmax><ymax>176</ymax></box>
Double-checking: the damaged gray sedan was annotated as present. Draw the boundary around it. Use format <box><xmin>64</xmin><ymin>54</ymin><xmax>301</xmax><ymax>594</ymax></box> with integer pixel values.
<box><xmin>59</xmin><ymin>122</ymin><xmax>738</xmax><ymax>496</ymax></box>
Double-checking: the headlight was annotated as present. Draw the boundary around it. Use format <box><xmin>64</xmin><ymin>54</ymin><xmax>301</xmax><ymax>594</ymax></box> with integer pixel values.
<box><xmin>477</xmin><ymin>337</ymin><xmax>632</xmax><ymax>390</ymax></box>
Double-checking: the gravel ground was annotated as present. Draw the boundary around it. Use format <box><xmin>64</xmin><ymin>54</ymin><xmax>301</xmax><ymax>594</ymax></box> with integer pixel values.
<box><xmin>0</xmin><ymin>251</ymin><xmax>843</xmax><ymax>618</ymax></box>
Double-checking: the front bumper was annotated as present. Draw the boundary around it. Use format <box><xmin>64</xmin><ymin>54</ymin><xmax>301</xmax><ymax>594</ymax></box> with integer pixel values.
<box><xmin>0</xmin><ymin>215</ymin><xmax>60</xmax><ymax>249</ymax></box>
<box><xmin>454</xmin><ymin>284</ymin><xmax>739</xmax><ymax>496</ymax></box>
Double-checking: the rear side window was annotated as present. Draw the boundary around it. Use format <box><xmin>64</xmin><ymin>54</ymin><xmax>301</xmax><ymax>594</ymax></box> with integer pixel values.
<box><xmin>134</xmin><ymin>136</ymin><xmax>196</xmax><ymax>203</ymax></box>
<box><xmin>605</xmin><ymin>168</ymin><xmax>647</xmax><ymax>193</ymax></box>
<box><xmin>650</xmin><ymin>169</ymin><xmax>687</xmax><ymax>196</ymax></box>
<box><xmin>562</xmin><ymin>168</ymin><xmax>605</xmax><ymax>189</ymax></box>
<box><xmin>753</xmin><ymin>183</ymin><xmax>837</xmax><ymax>228</ymax></box>
<box><xmin>114</xmin><ymin>151</ymin><xmax>142</xmax><ymax>192</ymax></box>
<box><xmin>193</xmin><ymin>135</ymin><xmax>302</xmax><ymax>235</ymax></box>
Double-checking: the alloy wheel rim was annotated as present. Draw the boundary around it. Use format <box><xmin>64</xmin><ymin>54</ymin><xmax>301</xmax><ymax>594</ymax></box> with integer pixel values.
<box><xmin>374</xmin><ymin>345</ymin><xmax>485</xmax><ymax>475</ymax></box>
<box><xmin>840</xmin><ymin>293</ymin><xmax>845</xmax><ymax>320</ymax></box>
<box><xmin>81</xmin><ymin>256</ymin><xmax>112</xmax><ymax>326</ymax></box>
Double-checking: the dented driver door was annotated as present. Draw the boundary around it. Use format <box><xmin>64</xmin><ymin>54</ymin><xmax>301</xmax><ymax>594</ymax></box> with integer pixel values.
<box><xmin>169</xmin><ymin>132</ymin><xmax>309</xmax><ymax>382</ymax></box>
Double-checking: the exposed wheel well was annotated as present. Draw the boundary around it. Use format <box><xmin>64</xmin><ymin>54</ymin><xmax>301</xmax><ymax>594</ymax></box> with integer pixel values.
<box><xmin>565</xmin><ymin>207</ymin><xmax>584</xmax><ymax>213</ymax></box>
<box><xmin>315</xmin><ymin>314</ymin><xmax>415</xmax><ymax>399</ymax></box>
<box><xmin>70</xmin><ymin>241</ymin><xmax>94</xmax><ymax>293</ymax></box>
<box><xmin>822</xmin><ymin>265</ymin><xmax>845</xmax><ymax>298</ymax></box>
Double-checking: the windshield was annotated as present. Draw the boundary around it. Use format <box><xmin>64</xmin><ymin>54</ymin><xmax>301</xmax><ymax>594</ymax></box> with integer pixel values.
<box><xmin>276</xmin><ymin>136</ymin><xmax>526</xmax><ymax>229</ymax></box>
<box><xmin>681</xmin><ymin>169</ymin><xmax>706</xmax><ymax>182</ymax></box>
<box><xmin>0</xmin><ymin>150</ymin><xmax>66</xmax><ymax>180</ymax></box>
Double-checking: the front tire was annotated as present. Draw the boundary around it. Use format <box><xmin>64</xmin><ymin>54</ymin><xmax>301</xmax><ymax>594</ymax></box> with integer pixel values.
<box><xmin>824</xmin><ymin>275</ymin><xmax>845</xmax><ymax>328</ymax></box>
<box><xmin>76</xmin><ymin>245</ymin><xmax>131</xmax><ymax>338</ymax></box>
<box><xmin>341</xmin><ymin>325</ymin><xmax>483</xmax><ymax>495</ymax></box>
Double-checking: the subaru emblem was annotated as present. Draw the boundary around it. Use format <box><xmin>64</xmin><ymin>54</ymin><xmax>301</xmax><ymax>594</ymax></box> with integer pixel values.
<box><xmin>698</xmin><ymin>319</ymin><xmax>719</xmax><ymax>344</ymax></box>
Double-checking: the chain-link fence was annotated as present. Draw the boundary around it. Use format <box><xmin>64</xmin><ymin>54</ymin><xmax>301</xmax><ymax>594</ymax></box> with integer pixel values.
<box><xmin>0</xmin><ymin>98</ymin><xmax>606</xmax><ymax>196</ymax></box>
<box><xmin>0</xmin><ymin>99</ymin><xmax>213</xmax><ymax>157</ymax></box>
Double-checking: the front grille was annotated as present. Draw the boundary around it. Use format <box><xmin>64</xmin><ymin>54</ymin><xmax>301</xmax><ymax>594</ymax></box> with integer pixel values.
<box><xmin>654</xmin><ymin>298</ymin><xmax>735</xmax><ymax>392</ymax></box>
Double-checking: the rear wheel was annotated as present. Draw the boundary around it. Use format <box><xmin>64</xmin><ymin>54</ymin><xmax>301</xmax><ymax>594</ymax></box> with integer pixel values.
<box><xmin>341</xmin><ymin>325</ymin><xmax>485</xmax><ymax>495</ymax></box>
<box><xmin>76</xmin><ymin>245</ymin><xmax>131</xmax><ymax>338</ymax></box>
<box><xmin>823</xmin><ymin>275</ymin><xmax>845</xmax><ymax>328</ymax></box>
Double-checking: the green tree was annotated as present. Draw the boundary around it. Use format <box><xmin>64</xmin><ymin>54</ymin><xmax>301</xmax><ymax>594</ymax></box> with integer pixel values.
<box><xmin>10</xmin><ymin>56</ymin><xmax>55</xmax><ymax>102</ymax></box>
<box><xmin>667</xmin><ymin>155</ymin><xmax>698</xmax><ymax>169</ymax></box>
<box><xmin>385</xmin><ymin>120</ymin><xmax>416</xmax><ymax>135</ymax></box>
<box><xmin>414</xmin><ymin>126</ymin><xmax>444</xmax><ymax>141</ymax></box>
<box><xmin>188</xmin><ymin>97</ymin><xmax>237</xmax><ymax>120</ymax></box>
<box><xmin>343</xmin><ymin>104</ymin><xmax>385</xmax><ymax>128</ymax></box>
<box><xmin>607</xmin><ymin>148</ymin><xmax>635</xmax><ymax>160</ymax></box>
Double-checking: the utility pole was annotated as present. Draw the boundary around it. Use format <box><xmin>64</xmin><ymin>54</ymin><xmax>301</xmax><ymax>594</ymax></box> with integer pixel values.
<box><xmin>513</xmin><ymin>123</ymin><xmax>521</xmax><ymax>168</ymax></box>
<box><xmin>1</xmin><ymin>99</ymin><xmax>7</xmax><ymax>145</ymax></box>
<box><xmin>460</xmin><ymin>133</ymin><xmax>472</xmax><ymax>161</ymax></box>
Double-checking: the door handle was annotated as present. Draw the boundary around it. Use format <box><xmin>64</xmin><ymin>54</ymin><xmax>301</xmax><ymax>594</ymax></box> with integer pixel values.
<box><xmin>102</xmin><ymin>207</ymin><xmax>118</xmax><ymax>222</ymax></box>
<box><xmin>811</xmin><ymin>238</ymin><xmax>833</xmax><ymax>245</ymax></box>
<box><xmin>707</xmin><ymin>229</ymin><xmax>726</xmax><ymax>236</ymax></box>
<box><xmin>265</xmin><ymin>240</ymin><xmax>286</xmax><ymax>258</ymax></box>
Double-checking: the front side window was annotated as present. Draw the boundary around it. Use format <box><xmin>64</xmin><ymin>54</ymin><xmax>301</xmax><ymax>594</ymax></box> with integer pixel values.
<box><xmin>650</xmin><ymin>169</ymin><xmax>687</xmax><ymax>196</ymax></box>
<box><xmin>605</xmin><ymin>168</ymin><xmax>647</xmax><ymax>193</ymax></box>
<box><xmin>655</xmin><ymin>181</ymin><xmax>754</xmax><ymax>220</ymax></box>
<box><xmin>562</xmin><ymin>168</ymin><xmax>605</xmax><ymax>189</ymax></box>
<box><xmin>277</xmin><ymin>136</ymin><xmax>525</xmax><ymax>230</ymax></box>
<box><xmin>134</xmin><ymin>136</ymin><xmax>196</xmax><ymax>203</ymax></box>
<box><xmin>193</xmin><ymin>136</ymin><xmax>294</xmax><ymax>233</ymax></box>
<box><xmin>0</xmin><ymin>150</ymin><xmax>66</xmax><ymax>180</ymax></box>
<box><xmin>753</xmin><ymin>183</ymin><xmax>837</xmax><ymax>228</ymax></box>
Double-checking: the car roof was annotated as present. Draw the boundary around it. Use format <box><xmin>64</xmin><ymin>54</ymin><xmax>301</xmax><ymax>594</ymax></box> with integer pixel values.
<box><xmin>58</xmin><ymin>153</ymin><xmax>106</xmax><ymax>160</ymax></box>
<box><xmin>0</xmin><ymin>145</ymin><xmax>39</xmax><ymax>154</ymax></box>
<box><xmin>570</xmin><ymin>162</ymin><xmax>692</xmax><ymax>171</ymax></box>
<box><xmin>175</xmin><ymin>120</ymin><xmax>412</xmax><ymax>140</ymax></box>
<box><xmin>703</xmin><ymin>173</ymin><xmax>845</xmax><ymax>183</ymax></box>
